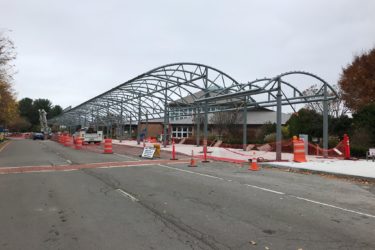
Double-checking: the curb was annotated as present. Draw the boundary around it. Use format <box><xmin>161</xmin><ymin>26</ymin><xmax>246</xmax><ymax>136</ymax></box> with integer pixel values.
<box><xmin>261</xmin><ymin>163</ymin><xmax>375</xmax><ymax>183</ymax></box>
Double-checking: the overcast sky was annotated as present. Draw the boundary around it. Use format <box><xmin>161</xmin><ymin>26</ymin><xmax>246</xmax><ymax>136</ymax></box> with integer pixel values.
<box><xmin>1</xmin><ymin>0</ymin><xmax>374</xmax><ymax>109</ymax></box>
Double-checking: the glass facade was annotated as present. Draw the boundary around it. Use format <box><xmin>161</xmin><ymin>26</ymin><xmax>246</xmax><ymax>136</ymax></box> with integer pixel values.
<box><xmin>170</xmin><ymin>106</ymin><xmax>222</xmax><ymax>121</ymax></box>
<box><xmin>172</xmin><ymin>126</ymin><xmax>193</xmax><ymax>138</ymax></box>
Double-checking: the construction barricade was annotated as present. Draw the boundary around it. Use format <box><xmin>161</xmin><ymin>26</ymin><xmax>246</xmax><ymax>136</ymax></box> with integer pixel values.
<box><xmin>170</xmin><ymin>140</ymin><xmax>178</xmax><ymax>160</ymax></box>
<box><xmin>248</xmin><ymin>152</ymin><xmax>260</xmax><ymax>171</ymax></box>
<box><xmin>293</xmin><ymin>136</ymin><xmax>307</xmax><ymax>162</ymax></box>
<box><xmin>343</xmin><ymin>134</ymin><xmax>351</xmax><ymax>160</ymax></box>
<box><xmin>64</xmin><ymin>135</ymin><xmax>70</xmax><ymax>147</ymax></box>
<box><xmin>103</xmin><ymin>139</ymin><xmax>113</xmax><ymax>154</ymax></box>
<box><xmin>188</xmin><ymin>150</ymin><xmax>197</xmax><ymax>167</ymax></box>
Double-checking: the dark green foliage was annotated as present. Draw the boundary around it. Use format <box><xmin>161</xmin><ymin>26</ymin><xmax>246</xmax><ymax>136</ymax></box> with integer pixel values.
<box><xmin>49</xmin><ymin>105</ymin><xmax>63</xmax><ymax>119</ymax></box>
<box><xmin>17</xmin><ymin>97</ymin><xmax>62</xmax><ymax>131</ymax></box>
<box><xmin>18</xmin><ymin>98</ymin><xmax>33</xmax><ymax>119</ymax></box>
<box><xmin>328</xmin><ymin>136</ymin><xmax>340</xmax><ymax>148</ymax></box>
<box><xmin>261</xmin><ymin>122</ymin><xmax>276</xmax><ymax>135</ymax></box>
<box><xmin>352</xmin><ymin>103</ymin><xmax>375</xmax><ymax>145</ymax></box>
<box><xmin>27</xmin><ymin>99</ymin><xmax>51</xmax><ymax>126</ymax></box>
<box><xmin>350</xmin><ymin>145</ymin><xmax>368</xmax><ymax>158</ymax></box>
<box><xmin>329</xmin><ymin>115</ymin><xmax>352</xmax><ymax>136</ymax></box>
<box><xmin>287</xmin><ymin>109</ymin><xmax>323</xmax><ymax>139</ymax></box>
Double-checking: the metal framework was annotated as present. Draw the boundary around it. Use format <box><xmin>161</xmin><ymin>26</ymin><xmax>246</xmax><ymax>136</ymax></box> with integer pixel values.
<box><xmin>50</xmin><ymin>63</ymin><xmax>338</xmax><ymax>160</ymax></box>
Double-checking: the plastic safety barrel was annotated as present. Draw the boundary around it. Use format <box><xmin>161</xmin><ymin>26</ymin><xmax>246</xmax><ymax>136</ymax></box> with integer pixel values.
<box><xmin>103</xmin><ymin>139</ymin><xmax>113</xmax><ymax>154</ymax></box>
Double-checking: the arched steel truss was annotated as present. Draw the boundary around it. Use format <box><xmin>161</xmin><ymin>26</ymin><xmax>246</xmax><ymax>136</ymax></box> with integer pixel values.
<box><xmin>195</xmin><ymin>71</ymin><xmax>338</xmax><ymax>159</ymax></box>
<box><xmin>50</xmin><ymin>63</ymin><xmax>338</xmax><ymax>160</ymax></box>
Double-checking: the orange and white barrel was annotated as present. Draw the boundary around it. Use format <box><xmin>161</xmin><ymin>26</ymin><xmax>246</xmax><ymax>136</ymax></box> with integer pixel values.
<box><xmin>64</xmin><ymin>135</ymin><xmax>70</xmax><ymax>147</ymax></box>
<box><xmin>103</xmin><ymin>139</ymin><xmax>113</xmax><ymax>154</ymax></box>
<box><xmin>293</xmin><ymin>137</ymin><xmax>307</xmax><ymax>162</ymax></box>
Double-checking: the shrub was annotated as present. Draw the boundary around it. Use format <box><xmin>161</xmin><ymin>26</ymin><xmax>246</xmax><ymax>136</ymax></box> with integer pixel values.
<box><xmin>223</xmin><ymin>136</ymin><xmax>242</xmax><ymax>145</ymax></box>
<box><xmin>328</xmin><ymin>136</ymin><xmax>340</xmax><ymax>148</ymax></box>
<box><xmin>350</xmin><ymin>145</ymin><xmax>368</xmax><ymax>158</ymax></box>
<box><xmin>264</xmin><ymin>133</ymin><xmax>276</xmax><ymax>143</ymax></box>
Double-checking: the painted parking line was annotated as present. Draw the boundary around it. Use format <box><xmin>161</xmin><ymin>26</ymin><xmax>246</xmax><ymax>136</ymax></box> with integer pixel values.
<box><xmin>156</xmin><ymin>164</ymin><xmax>375</xmax><ymax>219</ymax></box>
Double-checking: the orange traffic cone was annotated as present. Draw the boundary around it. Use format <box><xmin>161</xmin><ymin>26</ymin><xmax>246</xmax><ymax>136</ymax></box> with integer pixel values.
<box><xmin>249</xmin><ymin>152</ymin><xmax>260</xmax><ymax>171</ymax></box>
<box><xmin>188</xmin><ymin>150</ymin><xmax>197</xmax><ymax>167</ymax></box>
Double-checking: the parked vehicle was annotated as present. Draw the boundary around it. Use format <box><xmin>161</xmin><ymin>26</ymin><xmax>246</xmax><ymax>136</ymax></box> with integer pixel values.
<box><xmin>33</xmin><ymin>133</ymin><xmax>44</xmax><ymax>140</ymax></box>
<box><xmin>73</xmin><ymin>127</ymin><xmax>103</xmax><ymax>144</ymax></box>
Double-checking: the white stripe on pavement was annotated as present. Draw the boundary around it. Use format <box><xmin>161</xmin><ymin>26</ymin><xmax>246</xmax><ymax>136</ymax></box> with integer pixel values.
<box><xmin>245</xmin><ymin>184</ymin><xmax>285</xmax><ymax>195</ymax></box>
<box><xmin>116</xmin><ymin>189</ymin><xmax>139</xmax><ymax>202</ymax></box>
<box><xmin>157</xmin><ymin>164</ymin><xmax>225</xmax><ymax>180</ymax></box>
<box><xmin>157</xmin><ymin>164</ymin><xmax>375</xmax><ymax>219</ymax></box>
<box><xmin>293</xmin><ymin>196</ymin><xmax>375</xmax><ymax>219</ymax></box>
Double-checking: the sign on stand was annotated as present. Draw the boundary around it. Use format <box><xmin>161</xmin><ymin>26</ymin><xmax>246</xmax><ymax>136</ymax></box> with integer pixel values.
<box><xmin>141</xmin><ymin>147</ymin><xmax>156</xmax><ymax>159</ymax></box>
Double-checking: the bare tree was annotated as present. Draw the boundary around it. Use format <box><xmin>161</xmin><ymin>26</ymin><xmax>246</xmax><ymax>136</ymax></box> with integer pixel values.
<box><xmin>303</xmin><ymin>84</ymin><xmax>349</xmax><ymax>118</ymax></box>
<box><xmin>210</xmin><ymin>109</ymin><xmax>242</xmax><ymax>137</ymax></box>
<box><xmin>0</xmin><ymin>32</ymin><xmax>16</xmax><ymax>82</ymax></box>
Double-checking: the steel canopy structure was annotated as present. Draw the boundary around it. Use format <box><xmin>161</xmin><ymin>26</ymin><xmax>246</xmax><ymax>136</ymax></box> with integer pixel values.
<box><xmin>195</xmin><ymin>71</ymin><xmax>338</xmax><ymax>160</ymax></box>
<box><xmin>50</xmin><ymin>63</ymin><xmax>242</xmax><ymax>146</ymax></box>
<box><xmin>50</xmin><ymin>63</ymin><xmax>338</xmax><ymax>160</ymax></box>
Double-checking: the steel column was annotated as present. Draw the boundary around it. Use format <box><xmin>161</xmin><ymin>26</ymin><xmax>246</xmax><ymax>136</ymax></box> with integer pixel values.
<box><xmin>145</xmin><ymin>113</ymin><xmax>148</xmax><ymax>139</ymax></box>
<box><xmin>203</xmin><ymin>68</ymin><xmax>208</xmax><ymax>145</ymax></box>
<box><xmin>243</xmin><ymin>97</ymin><xmax>247</xmax><ymax>151</ymax></box>
<box><xmin>95</xmin><ymin>110</ymin><xmax>99</xmax><ymax>131</ymax></box>
<box><xmin>120</xmin><ymin>99</ymin><xmax>123</xmax><ymax>141</ymax></box>
<box><xmin>276</xmin><ymin>79</ymin><xmax>282</xmax><ymax>161</ymax></box>
<box><xmin>196</xmin><ymin>106</ymin><xmax>200</xmax><ymax>146</ymax></box>
<box><xmin>163</xmin><ymin>84</ymin><xmax>168</xmax><ymax>147</ymax></box>
<box><xmin>137</xmin><ymin>96</ymin><xmax>141</xmax><ymax>145</ymax></box>
<box><xmin>323</xmin><ymin>83</ymin><xmax>328</xmax><ymax>158</ymax></box>
<box><xmin>129</xmin><ymin>115</ymin><xmax>132</xmax><ymax>139</ymax></box>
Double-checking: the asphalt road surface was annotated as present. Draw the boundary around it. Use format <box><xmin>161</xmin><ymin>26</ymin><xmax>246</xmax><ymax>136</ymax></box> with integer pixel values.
<box><xmin>0</xmin><ymin>139</ymin><xmax>374</xmax><ymax>249</ymax></box>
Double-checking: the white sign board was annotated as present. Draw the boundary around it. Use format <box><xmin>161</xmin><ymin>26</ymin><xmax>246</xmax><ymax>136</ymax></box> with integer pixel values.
<box><xmin>141</xmin><ymin>147</ymin><xmax>156</xmax><ymax>159</ymax></box>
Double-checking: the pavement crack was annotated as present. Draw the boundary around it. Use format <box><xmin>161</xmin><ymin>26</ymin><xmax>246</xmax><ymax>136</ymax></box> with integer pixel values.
<box><xmin>41</xmin><ymin>142</ymin><xmax>75</xmax><ymax>165</ymax></box>
<box><xmin>81</xmin><ymin>168</ymin><xmax>231</xmax><ymax>250</ymax></box>
<box><xmin>140</xmin><ymin>201</ymin><xmax>232</xmax><ymax>250</ymax></box>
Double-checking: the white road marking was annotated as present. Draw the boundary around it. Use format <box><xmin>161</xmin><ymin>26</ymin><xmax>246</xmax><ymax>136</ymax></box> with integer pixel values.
<box><xmin>157</xmin><ymin>164</ymin><xmax>224</xmax><ymax>180</ymax></box>
<box><xmin>245</xmin><ymin>184</ymin><xmax>285</xmax><ymax>195</ymax></box>
<box><xmin>293</xmin><ymin>196</ymin><xmax>375</xmax><ymax>219</ymax></box>
<box><xmin>157</xmin><ymin>164</ymin><xmax>375</xmax><ymax>219</ymax></box>
<box><xmin>116</xmin><ymin>189</ymin><xmax>139</xmax><ymax>202</ymax></box>
<box><xmin>97</xmin><ymin>162</ymin><xmax>186</xmax><ymax>170</ymax></box>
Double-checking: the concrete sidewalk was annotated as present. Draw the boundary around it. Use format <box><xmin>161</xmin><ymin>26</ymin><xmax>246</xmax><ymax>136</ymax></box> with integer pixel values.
<box><xmin>264</xmin><ymin>160</ymin><xmax>375</xmax><ymax>180</ymax></box>
<box><xmin>112</xmin><ymin>139</ymin><xmax>375</xmax><ymax>180</ymax></box>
